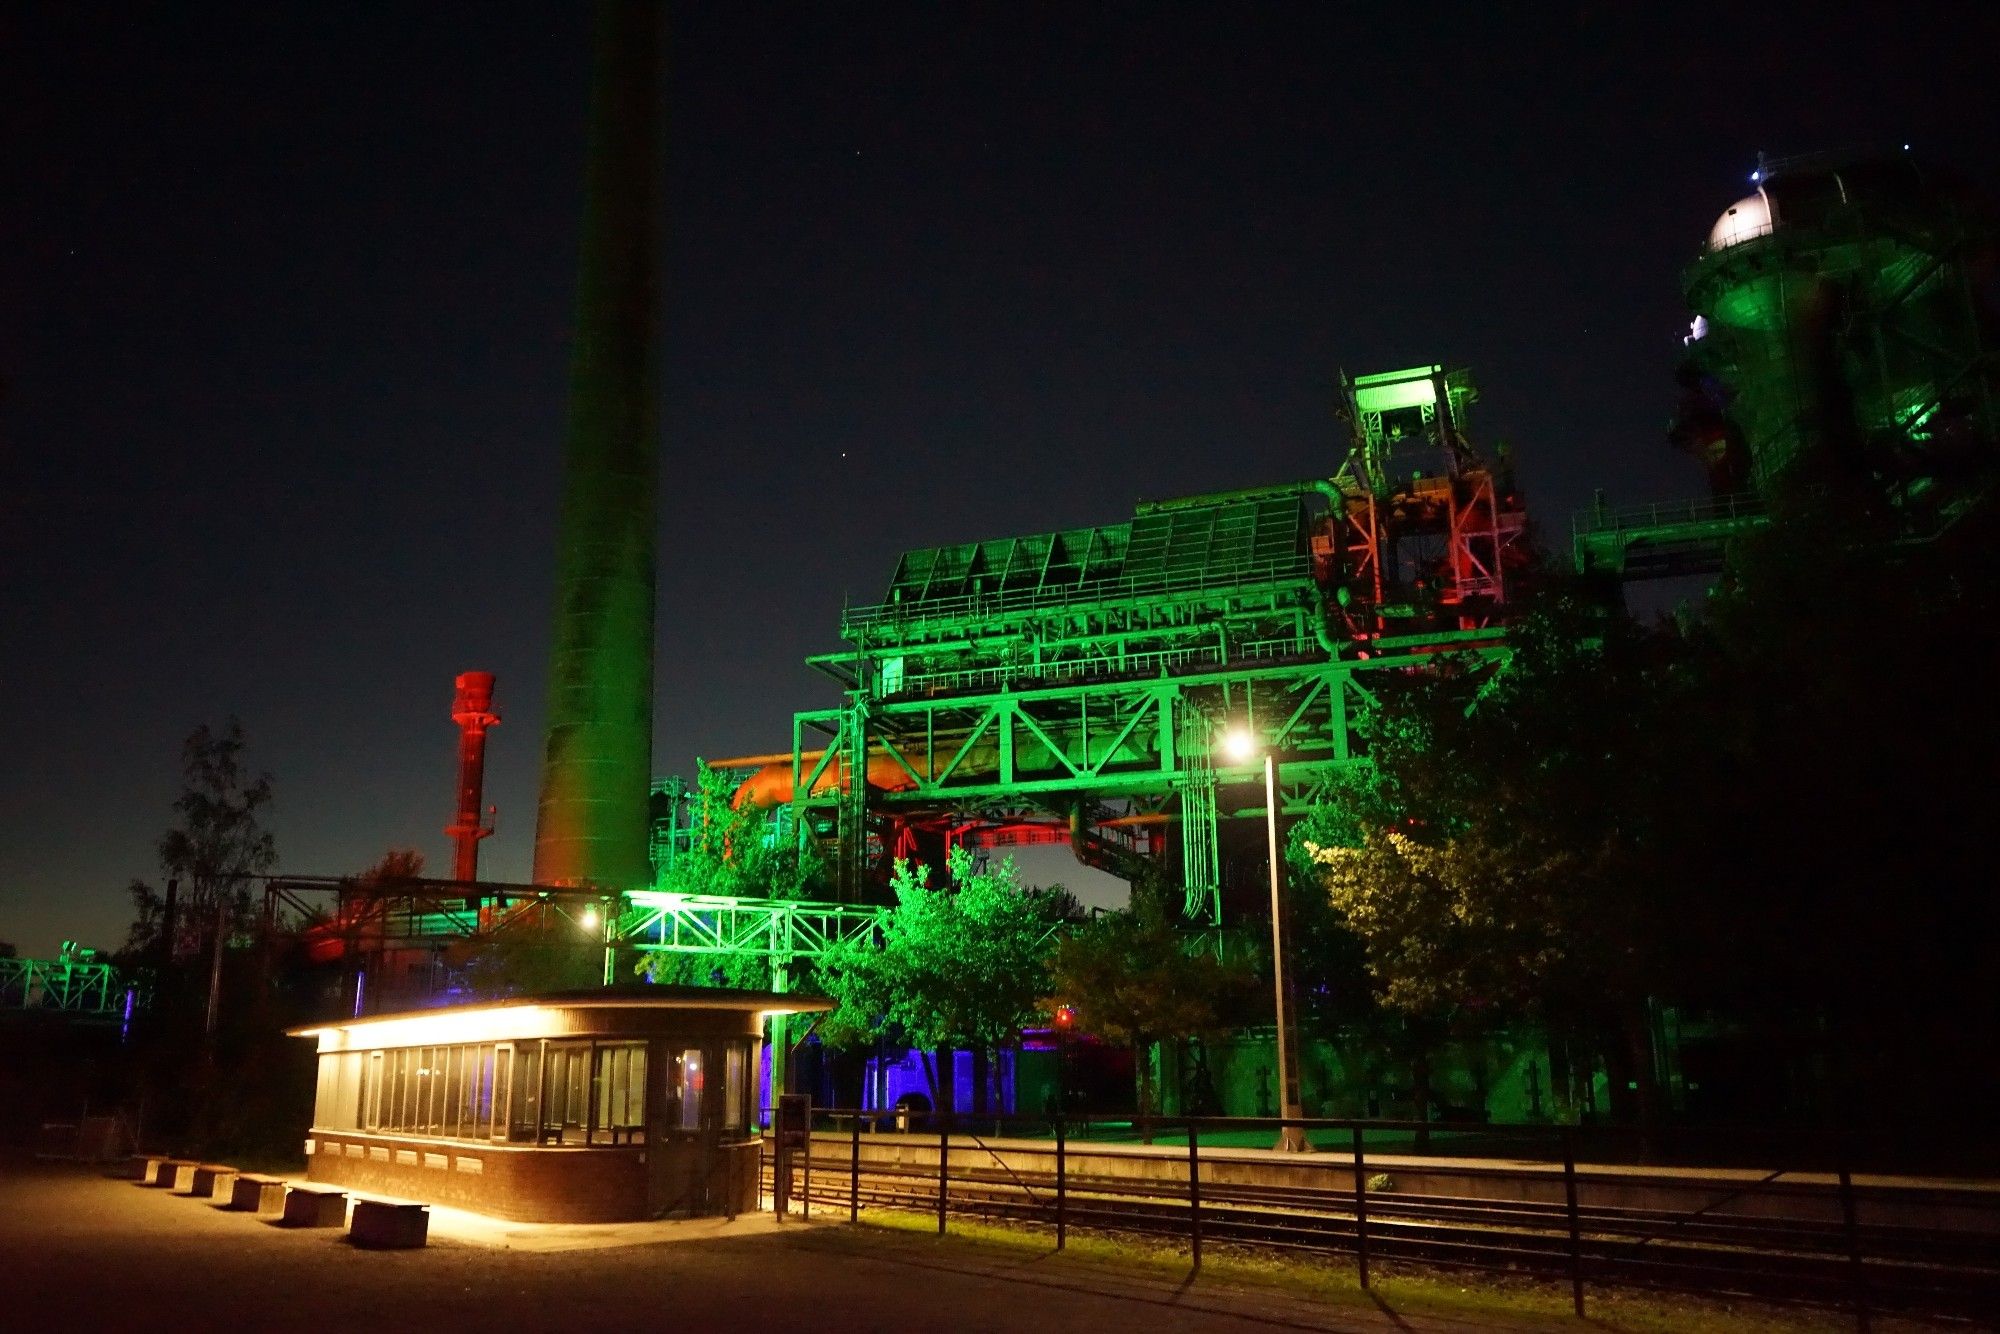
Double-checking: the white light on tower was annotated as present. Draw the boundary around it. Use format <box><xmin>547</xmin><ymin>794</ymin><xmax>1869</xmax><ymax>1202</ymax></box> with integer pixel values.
<box><xmin>1222</xmin><ymin>728</ymin><xmax>1259</xmax><ymax>763</ymax></box>
<box><xmin>580</xmin><ymin>906</ymin><xmax>600</xmax><ymax>931</ymax></box>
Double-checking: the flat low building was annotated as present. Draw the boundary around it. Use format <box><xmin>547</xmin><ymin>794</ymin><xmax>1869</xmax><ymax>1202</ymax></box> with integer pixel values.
<box><xmin>288</xmin><ymin>985</ymin><xmax>829</xmax><ymax>1222</ymax></box>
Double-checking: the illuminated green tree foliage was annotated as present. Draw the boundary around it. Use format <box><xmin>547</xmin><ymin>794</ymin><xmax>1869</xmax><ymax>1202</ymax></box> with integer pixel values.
<box><xmin>817</xmin><ymin>848</ymin><xmax>1069</xmax><ymax>1102</ymax></box>
<box><xmin>636</xmin><ymin>762</ymin><xmax>827</xmax><ymax>988</ymax></box>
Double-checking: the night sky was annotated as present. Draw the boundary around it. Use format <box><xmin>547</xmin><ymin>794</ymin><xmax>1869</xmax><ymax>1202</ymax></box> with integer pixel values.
<box><xmin>4</xmin><ymin>3</ymin><xmax>1993</xmax><ymax>957</ymax></box>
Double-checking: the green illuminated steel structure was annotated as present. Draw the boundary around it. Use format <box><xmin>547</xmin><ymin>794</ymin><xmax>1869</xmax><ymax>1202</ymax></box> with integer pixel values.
<box><xmin>769</xmin><ymin>364</ymin><xmax>1525</xmax><ymax>918</ymax></box>
<box><xmin>1580</xmin><ymin>149</ymin><xmax>1998</xmax><ymax>580</ymax></box>
<box><xmin>1</xmin><ymin>944</ymin><xmax>132</xmax><ymax>1020</ymax></box>
<box><xmin>533</xmin><ymin>0</ymin><xmax>664</xmax><ymax>892</ymax></box>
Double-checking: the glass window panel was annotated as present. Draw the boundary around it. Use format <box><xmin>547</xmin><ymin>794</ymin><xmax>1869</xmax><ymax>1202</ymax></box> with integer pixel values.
<box><xmin>451</xmin><ymin>1045</ymin><xmax>470</xmax><ymax>1139</ymax></box>
<box><xmin>400</xmin><ymin>1047</ymin><xmax>414</xmax><ymax>1133</ymax></box>
<box><xmin>568</xmin><ymin>1045</ymin><xmax>589</xmax><ymax>1142</ymax></box>
<box><xmin>492</xmin><ymin>1047</ymin><xmax>510</xmax><ymax>1140</ymax></box>
<box><xmin>680</xmin><ymin>1047</ymin><xmax>704</xmax><ymax>1131</ymax></box>
<box><xmin>473</xmin><ymin>1045</ymin><xmax>492</xmax><ymax>1137</ymax></box>
<box><xmin>416</xmin><ymin>1046</ymin><xmax>430</xmax><ymax>1132</ymax></box>
<box><xmin>632</xmin><ymin>1048</ymin><xmax>648</xmax><ymax>1136</ymax></box>
<box><xmin>509</xmin><ymin>1043</ymin><xmax>541</xmax><ymax>1142</ymax></box>
<box><xmin>724</xmin><ymin>1043</ymin><xmax>746</xmax><ymax>1132</ymax></box>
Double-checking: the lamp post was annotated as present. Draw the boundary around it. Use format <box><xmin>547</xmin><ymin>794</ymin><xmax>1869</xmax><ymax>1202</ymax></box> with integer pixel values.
<box><xmin>1222</xmin><ymin>728</ymin><xmax>1312</xmax><ymax>1152</ymax></box>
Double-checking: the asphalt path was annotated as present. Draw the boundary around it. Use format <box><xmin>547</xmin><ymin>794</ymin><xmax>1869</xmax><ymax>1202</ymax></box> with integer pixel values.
<box><xmin>0</xmin><ymin>1155</ymin><xmax>1583</xmax><ymax>1333</ymax></box>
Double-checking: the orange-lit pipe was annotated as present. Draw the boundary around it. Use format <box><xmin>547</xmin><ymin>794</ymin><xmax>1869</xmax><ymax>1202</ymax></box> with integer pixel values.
<box><xmin>732</xmin><ymin>753</ymin><xmax>921</xmax><ymax>809</ymax></box>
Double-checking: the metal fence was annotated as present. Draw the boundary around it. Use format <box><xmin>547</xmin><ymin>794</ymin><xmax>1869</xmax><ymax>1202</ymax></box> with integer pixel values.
<box><xmin>763</xmin><ymin>1109</ymin><xmax>2000</xmax><ymax>1329</ymax></box>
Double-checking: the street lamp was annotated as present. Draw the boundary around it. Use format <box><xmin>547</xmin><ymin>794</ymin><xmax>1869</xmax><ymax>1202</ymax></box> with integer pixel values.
<box><xmin>1221</xmin><ymin>727</ymin><xmax>1312</xmax><ymax>1152</ymax></box>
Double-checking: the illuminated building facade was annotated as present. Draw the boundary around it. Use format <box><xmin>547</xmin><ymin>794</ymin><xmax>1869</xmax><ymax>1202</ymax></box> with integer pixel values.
<box><xmin>290</xmin><ymin>987</ymin><xmax>828</xmax><ymax>1222</ymax></box>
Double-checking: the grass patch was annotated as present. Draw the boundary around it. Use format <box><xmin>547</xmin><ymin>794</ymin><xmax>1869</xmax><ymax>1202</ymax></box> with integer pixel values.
<box><xmin>850</xmin><ymin>1206</ymin><xmax>1918</xmax><ymax>1332</ymax></box>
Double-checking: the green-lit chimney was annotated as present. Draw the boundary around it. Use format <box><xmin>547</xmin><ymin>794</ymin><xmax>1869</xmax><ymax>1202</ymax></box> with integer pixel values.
<box><xmin>534</xmin><ymin>0</ymin><xmax>663</xmax><ymax>890</ymax></box>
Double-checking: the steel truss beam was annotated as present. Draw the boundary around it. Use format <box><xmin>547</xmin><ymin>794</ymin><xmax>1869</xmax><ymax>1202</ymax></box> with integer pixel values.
<box><xmin>0</xmin><ymin>956</ymin><xmax>130</xmax><ymax>1017</ymax></box>
<box><xmin>613</xmin><ymin>892</ymin><xmax>885</xmax><ymax>962</ymax></box>
<box><xmin>793</xmin><ymin>643</ymin><xmax>1509</xmax><ymax>902</ymax></box>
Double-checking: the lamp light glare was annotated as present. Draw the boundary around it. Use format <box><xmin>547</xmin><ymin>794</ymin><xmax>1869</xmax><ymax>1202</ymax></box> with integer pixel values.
<box><xmin>1221</xmin><ymin>728</ymin><xmax>1259</xmax><ymax>763</ymax></box>
<box><xmin>580</xmin><ymin>906</ymin><xmax>600</xmax><ymax>930</ymax></box>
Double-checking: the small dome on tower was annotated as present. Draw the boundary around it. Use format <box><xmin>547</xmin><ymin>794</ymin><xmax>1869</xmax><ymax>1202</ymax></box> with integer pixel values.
<box><xmin>1707</xmin><ymin>193</ymin><xmax>1774</xmax><ymax>250</ymax></box>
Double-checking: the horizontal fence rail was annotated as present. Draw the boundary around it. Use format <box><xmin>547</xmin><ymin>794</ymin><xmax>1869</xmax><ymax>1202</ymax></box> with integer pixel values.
<box><xmin>761</xmin><ymin>1109</ymin><xmax>2000</xmax><ymax>1329</ymax></box>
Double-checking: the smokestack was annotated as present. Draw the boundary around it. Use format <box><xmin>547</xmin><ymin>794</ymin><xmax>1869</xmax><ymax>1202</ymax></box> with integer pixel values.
<box><xmin>447</xmin><ymin>671</ymin><xmax>500</xmax><ymax>882</ymax></box>
<box><xmin>534</xmin><ymin>0</ymin><xmax>664</xmax><ymax>890</ymax></box>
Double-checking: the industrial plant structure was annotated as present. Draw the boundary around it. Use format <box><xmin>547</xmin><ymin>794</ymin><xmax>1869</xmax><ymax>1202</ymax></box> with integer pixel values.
<box><xmin>758</xmin><ymin>362</ymin><xmax>1526</xmax><ymax>918</ymax></box>
<box><xmin>284</xmin><ymin>139</ymin><xmax>1993</xmax><ymax>1119</ymax></box>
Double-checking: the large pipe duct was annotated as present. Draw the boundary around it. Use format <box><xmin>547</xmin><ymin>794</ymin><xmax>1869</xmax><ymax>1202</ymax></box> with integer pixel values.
<box><xmin>533</xmin><ymin>0</ymin><xmax>665</xmax><ymax>890</ymax></box>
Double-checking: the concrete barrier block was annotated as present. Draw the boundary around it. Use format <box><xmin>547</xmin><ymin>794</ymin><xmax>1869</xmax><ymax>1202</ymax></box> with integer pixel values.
<box><xmin>174</xmin><ymin>1164</ymin><xmax>229</xmax><ymax>1197</ymax></box>
<box><xmin>143</xmin><ymin>1158</ymin><xmax>195</xmax><ymax>1188</ymax></box>
<box><xmin>348</xmin><ymin>1199</ymin><xmax>429</xmax><ymax>1249</ymax></box>
<box><xmin>281</xmin><ymin>1185</ymin><xmax>348</xmax><ymax>1228</ymax></box>
<box><xmin>209</xmin><ymin>1168</ymin><xmax>240</xmax><ymax>1201</ymax></box>
<box><xmin>225</xmin><ymin>1174</ymin><xmax>285</xmax><ymax>1212</ymax></box>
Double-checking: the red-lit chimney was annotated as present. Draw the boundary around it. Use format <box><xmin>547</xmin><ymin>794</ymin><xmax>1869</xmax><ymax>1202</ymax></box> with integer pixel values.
<box><xmin>447</xmin><ymin>671</ymin><xmax>500</xmax><ymax>882</ymax></box>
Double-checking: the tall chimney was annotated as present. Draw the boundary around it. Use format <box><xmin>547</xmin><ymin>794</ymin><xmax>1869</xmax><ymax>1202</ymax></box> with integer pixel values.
<box><xmin>447</xmin><ymin>671</ymin><xmax>500</xmax><ymax>882</ymax></box>
<box><xmin>533</xmin><ymin>0</ymin><xmax>664</xmax><ymax>890</ymax></box>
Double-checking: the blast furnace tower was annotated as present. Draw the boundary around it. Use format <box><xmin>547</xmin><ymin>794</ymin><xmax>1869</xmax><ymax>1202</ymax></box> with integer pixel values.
<box><xmin>534</xmin><ymin>0</ymin><xmax>665</xmax><ymax>890</ymax></box>
<box><xmin>1673</xmin><ymin>149</ymin><xmax>1997</xmax><ymax>513</ymax></box>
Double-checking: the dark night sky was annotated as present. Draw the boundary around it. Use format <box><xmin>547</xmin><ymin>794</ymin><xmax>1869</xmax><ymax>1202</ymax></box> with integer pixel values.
<box><xmin>2</xmin><ymin>2</ymin><xmax>1992</xmax><ymax>956</ymax></box>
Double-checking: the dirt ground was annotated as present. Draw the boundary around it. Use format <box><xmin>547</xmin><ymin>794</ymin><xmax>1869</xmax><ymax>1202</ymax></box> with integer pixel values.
<box><xmin>0</xmin><ymin>1154</ymin><xmax>1568</xmax><ymax>1333</ymax></box>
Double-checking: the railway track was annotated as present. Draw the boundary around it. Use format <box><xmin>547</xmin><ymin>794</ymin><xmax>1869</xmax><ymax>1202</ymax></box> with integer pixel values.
<box><xmin>766</xmin><ymin>1156</ymin><xmax>2000</xmax><ymax>1323</ymax></box>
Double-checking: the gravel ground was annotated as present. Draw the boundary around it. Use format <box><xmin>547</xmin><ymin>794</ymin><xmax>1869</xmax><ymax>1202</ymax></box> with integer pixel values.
<box><xmin>0</xmin><ymin>1155</ymin><xmax>1565</xmax><ymax>1333</ymax></box>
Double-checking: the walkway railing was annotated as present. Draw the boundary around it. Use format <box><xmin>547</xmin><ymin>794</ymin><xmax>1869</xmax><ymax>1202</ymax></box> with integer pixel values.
<box><xmin>763</xmin><ymin>1108</ymin><xmax>2000</xmax><ymax>1329</ymax></box>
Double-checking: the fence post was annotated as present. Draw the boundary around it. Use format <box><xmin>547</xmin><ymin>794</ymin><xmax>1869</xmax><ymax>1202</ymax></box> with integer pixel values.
<box><xmin>850</xmin><ymin>1112</ymin><xmax>862</xmax><ymax>1224</ymax></box>
<box><xmin>937</xmin><ymin>1120</ymin><xmax>950</xmax><ymax>1236</ymax></box>
<box><xmin>1838</xmin><ymin>1165</ymin><xmax>1871</xmax><ymax>1333</ymax></box>
<box><xmin>1055</xmin><ymin>1116</ymin><xmax>1068</xmax><ymax>1251</ymax></box>
<box><xmin>1563</xmin><ymin>1129</ymin><xmax>1585</xmax><ymax>1319</ymax></box>
<box><xmin>1351</xmin><ymin>1125</ymin><xmax>1370</xmax><ymax>1290</ymax></box>
<box><xmin>1187</xmin><ymin>1121</ymin><xmax>1202</xmax><ymax>1270</ymax></box>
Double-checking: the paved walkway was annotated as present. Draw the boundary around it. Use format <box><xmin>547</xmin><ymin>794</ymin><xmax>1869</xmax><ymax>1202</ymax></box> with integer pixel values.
<box><xmin>0</xmin><ymin>1156</ymin><xmax>1568</xmax><ymax>1333</ymax></box>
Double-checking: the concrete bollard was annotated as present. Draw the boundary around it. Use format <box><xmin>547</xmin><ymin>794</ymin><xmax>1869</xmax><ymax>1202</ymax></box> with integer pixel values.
<box><xmin>144</xmin><ymin>1158</ymin><xmax>195</xmax><ymax>1188</ymax></box>
<box><xmin>281</xmin><ymin>1185</ymin><xmax>348</xmax><ymax>1228</ymax></box>
<box><xmin>225</xmin><ymin>1174</ymin><xmax>288</xmax><ymax>1214</ymax></box>
<box><xmin>348</xmin><ymin>1200</ymin><xmax>430</xmax><ymax>1249</ymax></box>
<box><xmin>208</xmin><ymin>1168</ymin><xmax>241</xmax><ymax>1202</ymax></box>
<box><xmin>255</xmin><ymin>1179</ymin><xmax>289</xmax><ymax>1216</ymax></box>
<box><xmin>174</xmin><ymin>1164</ymin><xmax>229</xmax><ymax>1197</ymax></box>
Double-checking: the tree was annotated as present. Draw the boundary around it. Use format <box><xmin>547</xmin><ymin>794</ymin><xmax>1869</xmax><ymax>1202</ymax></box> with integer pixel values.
<box><xmin>1050</xmin><ymin>885</ymin><xmax>1251</xmax><ymax>1132</ymax></box>
<box><xmin>635</xmin><ymin>761</ymin><xmax>829</xmax><ymax>988</ymax></box>
<box><xmin>1296</xmin><ymin>583</ymin><xmax>1714</xmax><ymax>1137</ymax></box>
<box><xmin>817</xmin><ymin>848</ymin><xmax>1068</xmax><ymax>1109</ymax></box>
<box><xmin>126</xmin><ymin>720</ymin><xmax>278</xmax><ymax>958</ymax></box>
